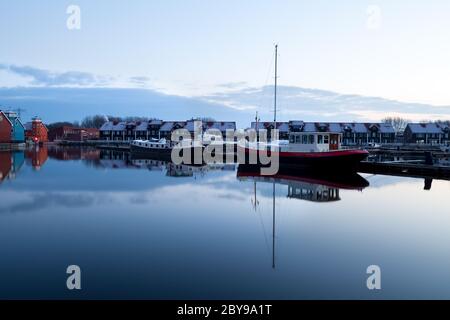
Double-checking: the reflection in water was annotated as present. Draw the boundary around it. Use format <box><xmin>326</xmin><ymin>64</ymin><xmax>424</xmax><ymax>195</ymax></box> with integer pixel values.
<box><xmin>237</xmin><ymin>165</ymin><xmax>369</xmax><ymax>203</ymax></box>
<box><xmin>237</xmin><ymin>165</ymin><xmax>370</xmax><ymax>269</ymax></box>
<box><xmin>1</xmin><ymin>146</ymin><xmax>450</xmax><ymax>299</ymax></box>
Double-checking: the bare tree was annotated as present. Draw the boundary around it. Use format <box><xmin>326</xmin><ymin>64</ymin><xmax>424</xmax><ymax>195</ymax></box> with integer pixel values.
<box><xmin>382</xmin><ymin>117</ymin><xmax>409</xmax><ymax>133</ymax></box>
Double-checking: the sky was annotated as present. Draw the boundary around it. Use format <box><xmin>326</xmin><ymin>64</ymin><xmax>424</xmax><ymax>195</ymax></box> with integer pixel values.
<box><xmin>1</xmin><ymin>0</ymin><xmax>450</xmax><ymax>123</ymax></box>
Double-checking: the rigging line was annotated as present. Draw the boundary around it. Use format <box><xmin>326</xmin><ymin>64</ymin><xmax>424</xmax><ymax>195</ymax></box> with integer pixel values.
<box><xmin>258</xmin><ymin>49</ymin><xmax>275</xmax><ymax>117</ymax></box>
<box><xmin>256</xmin><ymin>201</ymin><xmax>271</xmax><ymax>255</ymax></box>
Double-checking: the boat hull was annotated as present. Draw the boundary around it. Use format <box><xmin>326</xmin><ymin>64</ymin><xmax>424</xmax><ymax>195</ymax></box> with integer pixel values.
<box><xmin>240</xmin><ymin>147</ymin><xmax>369</xmax><ymax>171</ymax></box>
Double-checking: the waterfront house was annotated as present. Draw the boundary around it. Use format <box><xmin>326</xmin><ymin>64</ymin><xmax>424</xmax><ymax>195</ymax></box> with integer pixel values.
<box><xmin>48</xmin><ymin>126</ymin><xmax>99</xmax><ymax>142</ymax></box>
<box><xmin>100</xmin><ymin>119</ymin><xmax>165</xmax><ymax>141</ymax></box>
<box><xmin>340</xmin><ymin>122</ymin><xmax>396</xmax><ymax>145</ymax></box>
<box><xmin>99</xmin><ymin>121</ymin><xmax>126</xmax><ymax>141</ymax></box>
<box><xmin>0</xmin><ymin>110</ymin><xmax>25</xmax><ymax>143</ymax></box>
<box><xmin>159</xmin><ymin>121</ymin><xmax>187</xmax><ymax>139</ymax></box>
<box><xmin>186</xmin><ymin>120</ymin><xmax>237</xmax><ymax>139</ymax></box>
<box><xmin>251</xmin><ymin>121</ymin><xmax>290</xmax><ymax>140</ymax></box>
<box><xmin>250</xmin><ymin>121</ymin><xmax>395</xmax><ymax>145</ymax></box>
<box><xmin>25</xmin><ymin>117</ymin><xmax>48</xmax><ymax>143</ymax></box>
<box><xmin>404</xmin><ymin>123</ymin><xmax>450</xmax><ymax>145</ymax></box>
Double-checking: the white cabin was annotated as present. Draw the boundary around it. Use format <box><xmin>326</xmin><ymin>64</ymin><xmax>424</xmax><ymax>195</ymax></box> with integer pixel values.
<box><xmin>282</xmin><ymin>132</ymin><xmax>343</xmax><ymax>153</ymax></box>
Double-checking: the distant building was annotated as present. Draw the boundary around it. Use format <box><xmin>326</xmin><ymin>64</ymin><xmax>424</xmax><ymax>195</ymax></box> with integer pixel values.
<box><xmin>25</xmin><ymin>117</ymin><xmax>49</xmax><ymax>143</ymax></box>
<box><xmin>250</xmin><ymin>121</ymin><xmax>396</xmax><ymax>145</ymax></box>
<box><xmin>404</xmin><ymin>123</ymin><xmax>450</xmax><ymax>144</ymax></box>
<box><xmin>48</xmin><ymin>126</ymin><xmax>99</xmax><ymax>142</ymax></box>
<box><xmin>159</xmin><ymin>121</ymin><xmax>187</xmax><ymax>140</ymax></box>
<box><xmin>251</xmin><ymin>122</ymin><xmax>290</xmax><ymax>140</ymax></box>
<box><xmin>99</xmin><ymin>119</ymin><xmax>236</xmax><ymax>141</ymax></box>
<box><xmin>0</xmin><ymin>110</ymin><xmax>25</xmax><ymax>143</ymax></box>
<box><xmin>99</xmin><ymin>121</ymin><xmax>127</xmax><ymax>141</ymax></box>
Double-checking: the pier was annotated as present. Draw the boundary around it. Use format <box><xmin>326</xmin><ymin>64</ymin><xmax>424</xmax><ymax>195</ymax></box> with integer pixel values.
<box><xmin>357</xmin><ymin>161</ymin><xmax>450</xmax><ymax>180</ymax></box>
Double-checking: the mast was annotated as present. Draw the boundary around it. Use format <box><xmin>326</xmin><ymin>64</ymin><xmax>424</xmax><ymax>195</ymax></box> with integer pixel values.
<box><xmin>273</xmin><ymin>44</ymin><xmax>278</xmax><ymax>125</ymax></box>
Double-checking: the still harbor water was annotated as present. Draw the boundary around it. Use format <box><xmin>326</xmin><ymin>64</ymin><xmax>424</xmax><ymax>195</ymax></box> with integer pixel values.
<box><xmin>0</xmin><ymin>146</ymin><xmax>450</xmax><ymax>299</ymax></box>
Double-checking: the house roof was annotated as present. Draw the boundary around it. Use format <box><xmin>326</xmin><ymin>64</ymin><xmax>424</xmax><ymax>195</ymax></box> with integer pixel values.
<box><xmin>135</xmin><ymin>122</ymin><xmax>148</xmax><ymax>131</ymax></box>
<box><xmin>99</xmin><ymin>121</ymin><xmax>126</xmax><ymax>131</ymax></box>
<box><xmin>406</xmin><ymin>123</ymin><xmax>446</xmax><ymax>134</ymax></box>
<box><xmin>160</xmin><ymin>121</ymin><xmax>187</xmax><ymax>131</ymax></box>
<box><xmin>251</xmin><ymin>122</ymin><xmax>289</xmax><ymax>132</ymax></box>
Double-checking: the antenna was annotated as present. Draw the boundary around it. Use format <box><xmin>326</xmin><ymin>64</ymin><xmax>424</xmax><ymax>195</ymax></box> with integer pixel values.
<box><xmin>14</xmin><ymin>108</ymin><xmax>26</xmax><ymax>118</ymax></box>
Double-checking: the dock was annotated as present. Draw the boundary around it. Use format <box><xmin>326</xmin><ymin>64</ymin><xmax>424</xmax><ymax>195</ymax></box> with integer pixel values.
<box><xmin>357</xmin><ymin>161</ymin><xmax>450</xmax><ymax>180</ymax></box>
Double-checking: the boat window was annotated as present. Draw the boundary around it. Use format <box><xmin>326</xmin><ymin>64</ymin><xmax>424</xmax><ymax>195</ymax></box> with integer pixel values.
<box><xmin>309</xmin><ymin>135</ymin><xmax>314</xmax><ymax>144</ymax></box>
<box><xmin>290</xmin><ymin>135</ymin><xmax>295</xmax><ymax>143</ymax></box>
<box><xmin>324</xmin><ymin>135</ymin><xmax>329</xmax><ymax>144</ymax></box>
<box><xmin>302</xmin><ymin>135</ymin><xmax>308</xmax><ymax>144</ymax></box>
<box><xmin>318</xmin><ymin>135</ymin><xmax>323</xmax><ymax>144</ymax></box>
<box><xmin>295</xmin><ymin>135</ymin><xmax>301</xmax><ymax>143</ymax></box>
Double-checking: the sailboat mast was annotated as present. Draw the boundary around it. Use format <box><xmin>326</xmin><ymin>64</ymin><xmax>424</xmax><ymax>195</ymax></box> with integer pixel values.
<box><xmin>273</xmin><ymin>44</ymin><xmax>278</xmax><ymax>124</ymax></box>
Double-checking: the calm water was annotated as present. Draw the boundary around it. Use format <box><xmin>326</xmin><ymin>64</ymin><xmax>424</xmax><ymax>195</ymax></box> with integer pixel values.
<box><xmin>0</xmin><ymin>146</ymin><xmax>450</xmax><ymax>299</ymax></box>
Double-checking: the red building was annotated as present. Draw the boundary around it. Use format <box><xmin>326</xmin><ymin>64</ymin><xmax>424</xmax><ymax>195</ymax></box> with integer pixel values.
<box><xmin>25</xmin><ymin>117</ymin><xmax>48</xmax><ymax>143</ymax></box>
<box><xmin>0</xmin><ymin>111</ymin><xmax>13</xmax><ymax>143</ymax></box>
<box><xmin>48</xmin><ymin>126</ymin><xmax>100</xmax><ymax>142</ymax></box>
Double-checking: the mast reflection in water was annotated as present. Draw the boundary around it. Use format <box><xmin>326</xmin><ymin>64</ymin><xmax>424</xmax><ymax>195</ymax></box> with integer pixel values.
<box><xmin>1</xmin><ymin>146</ymin><xmax>450</xmax><ymax>299</ymax></box>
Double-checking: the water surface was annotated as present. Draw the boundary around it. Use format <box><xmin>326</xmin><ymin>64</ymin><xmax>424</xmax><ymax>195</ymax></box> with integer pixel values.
<box><xmin>0</xmin><ymin>147</ymin><xmax>449</xmax><ymax>299</ymax></box>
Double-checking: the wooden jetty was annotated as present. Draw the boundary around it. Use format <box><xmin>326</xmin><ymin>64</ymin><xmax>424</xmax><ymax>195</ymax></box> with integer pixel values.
<box><xmin>357</xmin><ymin>161</ymin><xmax>450</xmax><ymax>180</ymax></box>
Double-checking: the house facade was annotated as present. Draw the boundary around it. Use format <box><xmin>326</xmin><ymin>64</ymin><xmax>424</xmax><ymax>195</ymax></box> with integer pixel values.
<box><xmin>404</xmin><ymin>123</ymin><xmax>450</xmax><ymax>144</ymax></box>
<box><xmin>48</xmin><ymin>126</ymin><xmax>100</xmax><ymax>142</ymax></box>
<box><xmin>251</xmin><ymin>121</ymin><xmax>396</xmax><ymax>145</ymax></box>
<box><xmin>25</xmin><ymin>117</ymin><xmax>48</xmax><ymax>143</ymax></box>
<box><xmin>99</xmin><ymin>119</ymin><xmax>236</xmax><ymax>141</ymax></box>
<box><xmin>0</xmin><ymin>111</ymin><xmax>25</xmax><ymax>143</ymax></box>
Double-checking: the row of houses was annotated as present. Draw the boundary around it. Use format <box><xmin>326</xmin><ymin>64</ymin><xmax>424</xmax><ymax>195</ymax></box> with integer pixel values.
<box><xmin>251</xmin><ymin>121</ymin><xmax>397</xmax><ymax>145</ymax></box>
<box><xmin>1</xmin><ymin>109</ymin><xmax>449</xmax><ymax>146</ymax></box>
<box><xmin>99</xmin><ymin>119</ymin><xmax>237</xmax><ymax>141</ymax></box>
<box><xmin>1</xmin><ymin>110</ymin><xmax>100</xmax><ymax>144</ymax></box>
<box><xmin>98</xmin><ymin>118</ymin><xmax>450</xmax><ymax>145</ymax></box>
<box><xmin>0</xmin><ymin>111</ymin><xmax>50</xmax><ymax>144</ymax></box>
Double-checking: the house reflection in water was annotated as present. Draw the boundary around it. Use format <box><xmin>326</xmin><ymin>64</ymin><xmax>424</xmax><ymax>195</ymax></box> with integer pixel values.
<box><xmin>25</xmin><ymin>147</ymin><xmax>48</xmax><ymax>170</ymax></box>
<box><xmin>237</xmin><ymin>165</ymin><xmax>369</xmax><ymax>203</ymax></box>
<box><xmin>288</xmin><ymin>183</ymin><xmax>340</xmax><ymax>202</ymax></box>
<box><xmin>0</xmin><ymin>151</ymin><xmax>25</xmax><ymax>182</ymax></box>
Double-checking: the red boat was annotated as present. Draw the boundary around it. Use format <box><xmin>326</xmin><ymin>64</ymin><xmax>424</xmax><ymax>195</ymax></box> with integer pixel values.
<box><xmin>239</xmin><ymin>131</ymin><xmax>369</xmax><ymax>171</ymax></box>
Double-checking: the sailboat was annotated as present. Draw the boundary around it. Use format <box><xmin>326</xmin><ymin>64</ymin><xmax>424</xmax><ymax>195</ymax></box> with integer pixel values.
<box><xmin>240</xmin><ymin>45</ymin><xmax>369</xmax><ymax>170</ymax></box>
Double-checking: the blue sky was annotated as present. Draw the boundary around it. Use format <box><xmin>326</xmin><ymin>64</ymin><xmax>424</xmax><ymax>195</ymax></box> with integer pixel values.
<box><xmin>1</xmin><ymin>0</ymin><xmax>450</xmax><ymax>123</ymax></box>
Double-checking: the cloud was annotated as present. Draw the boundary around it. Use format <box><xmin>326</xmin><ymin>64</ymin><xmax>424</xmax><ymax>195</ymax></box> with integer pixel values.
<box><xmin>216</xmin><ymin>81</ymin><xmax>248</xmax><ymax>89</ymax></box>
<box><xmin>128</xmin><ymin>76</ymin><xmax>152</xmax><ymax>87</ymax></box>
<box><xmin>0</xmin><ymin>64</ymin><xmax>113</xmax><ymax>87</ymax></box>
<box><xmin>202</xmin><ymin>85</ymin><xmax>450</xmax><ymax>122</ymax></box>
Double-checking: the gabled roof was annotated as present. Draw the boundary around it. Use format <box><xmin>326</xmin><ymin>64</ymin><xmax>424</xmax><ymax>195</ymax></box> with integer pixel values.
<box><xmin>251</xmin><ymin>122</ymin><xmax>289</xmax><ymax>132</ymax></box>
<box><xmin>99</xmin><ymin>121</ymin><xmax>126</xmax><ymax>131</ymax></box>
<box><xmin>0</xmin><ymin>111</ymin><xmax>13</xmax><ymax>127</ymax></box>
<box><xmin>135</xmin><ymin>122</ymin><xmax>148</xmax><ymax>131</ymax></box>
<box><xmin>406</xmin><ymin>123</ymin><xmax>445</xmax><ymax>134</ymax></box>
<box><xmin>160</xmin><ymin>121</ymin><xmax>187</xmax><ymax>131</ymax></box>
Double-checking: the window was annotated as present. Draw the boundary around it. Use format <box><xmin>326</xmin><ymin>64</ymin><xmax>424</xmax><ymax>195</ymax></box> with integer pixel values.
<box><xmin>318</xmin><ymin>135</ymin><xmax>323</xmax><ymax>144</ymax></box>
<box><xmin>290</xmin><ymin>135</ymin><xmax>295</xmax><ymax>143</ymax></box>
<box><xmin>309</xmin><ymin>135</ymin><xmax>314</xmax><ymax>144</ymax></box>
<box><xmin>324</xmin><ymin>135</ymin><xmax>329</xmax><ymax>144</ymax></box>
<box><xmin>296</xmin><ymin>135</ymin><xmax>301</xmax><ymax>143</ymax></box>
<box><xmin>302</xmin><ymin>135</ymin><xmax>308</xmax><ymax>144</ymax></box>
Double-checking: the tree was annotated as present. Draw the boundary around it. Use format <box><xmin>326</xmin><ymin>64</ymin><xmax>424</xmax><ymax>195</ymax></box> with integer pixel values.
<box><xmin>382</xmin><ymin>117</ymin><xmax>409</xmax><ymax>133</ymax></box>
<box><xmin>46</xmin><ymin>121</ymin><xmax>79</xmax><ymax>130</ymax></box>
<box><xmin>81</xmin><ymin>115</ymin><xmax>108</xmax><ymax>128</ymax></box>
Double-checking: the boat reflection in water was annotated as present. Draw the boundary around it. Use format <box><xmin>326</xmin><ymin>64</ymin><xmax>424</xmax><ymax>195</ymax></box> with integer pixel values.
<box><xmin>237</xmin><ymin>164</ymin><xmax>369</xmax><ymax>203</ymax></box>
<box><xmin>237</xmin><ymin>164</ymin><xmax>369</xmax><ymax>269</ymax></box>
